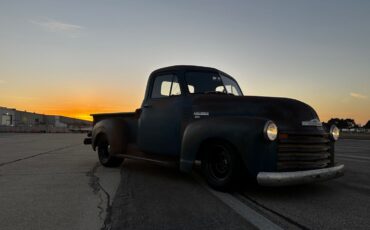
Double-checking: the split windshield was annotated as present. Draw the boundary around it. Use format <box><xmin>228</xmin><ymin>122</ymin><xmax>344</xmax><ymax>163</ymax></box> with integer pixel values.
<box><xmin>185</xmin><ymin>71</ymin><xmax>243</xmax><ymax>96</ymax></box>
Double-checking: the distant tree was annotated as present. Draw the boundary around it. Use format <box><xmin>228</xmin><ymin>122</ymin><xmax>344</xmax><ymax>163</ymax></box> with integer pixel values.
<box><xmin>327</xmin><ymin>118</ymin><xmax>359</xmax><ymax>129</ymax></box>
<box><xmin>364</xmin><ymin>120</ymin><xmax>370</xmax><ymax>129</ymax></box>
<box><xmin>345</xmin><ymin>118</ymin><xmax>359</xmax><ymax>128</ymax></box>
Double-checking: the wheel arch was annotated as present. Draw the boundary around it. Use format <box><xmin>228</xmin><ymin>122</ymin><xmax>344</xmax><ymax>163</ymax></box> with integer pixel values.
<box><xmin>93</xmin><ymin>132</ymin><xmax>107</xmax><ymax>150</ymax></box>
<box><xmin>180</xmin><ymin>116</ymin><xmax>273</xmax><ymax>174</ymax></box>
<box><xmin>91</xmin><ymin>118</ymin><xmax>129</xmax><ymax>155</ymax></box>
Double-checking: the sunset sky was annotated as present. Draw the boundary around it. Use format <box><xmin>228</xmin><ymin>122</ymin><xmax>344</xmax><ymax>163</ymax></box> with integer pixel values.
<box><xmin>0</xmin><ymin>0</ymin><xmax>369</xmax><ymax>124</ymax></box>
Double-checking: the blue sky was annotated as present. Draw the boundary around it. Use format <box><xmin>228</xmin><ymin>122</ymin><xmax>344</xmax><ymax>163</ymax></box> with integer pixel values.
<box><xmin>0</xmin><ymin>0</ymin><xmax>369</xmax><ymax>123</ymax></box>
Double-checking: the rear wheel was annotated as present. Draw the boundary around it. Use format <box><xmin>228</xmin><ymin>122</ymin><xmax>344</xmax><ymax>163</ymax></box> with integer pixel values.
<box><xmin>97</xmin><ymin>136</ymin><xmax>123</xmax><ymax>167</ymax></box>
<box><xmin>201</xmin><ymin>142</ymin><xmax>243</xmax><ymax>191</ymax></box>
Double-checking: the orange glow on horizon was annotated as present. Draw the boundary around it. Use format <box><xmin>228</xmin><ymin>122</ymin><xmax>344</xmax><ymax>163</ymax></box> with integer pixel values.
<box><xmin>1</xmin><ymin>81</ymin><xmax>368</xmax><ymax>125</ymax></box>
<box><xmin>1</xmin><ymin>95</ymin><xmax>143</xmax><ymax>122</ymax></box>
<box><xmin>3</xmin><ymin>101</ymin><xmax>368</xmax><ymax>125</ymax></box>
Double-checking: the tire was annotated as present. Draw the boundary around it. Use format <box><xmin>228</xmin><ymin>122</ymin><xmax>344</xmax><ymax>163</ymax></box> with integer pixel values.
<box><xmin>97</xmin><ymin>135</ymin><xmax>123</xmax><ymax>167</ymax></box>
<box><xmin>201</xmin><ymin>142</ymin><xmax>243</xmax><ymax>191</ymax></box>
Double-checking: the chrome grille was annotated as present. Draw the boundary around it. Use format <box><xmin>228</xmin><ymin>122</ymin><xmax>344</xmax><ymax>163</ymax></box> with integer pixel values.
<box><xmin>277</xmin><ymin>133</ymin><xmax>332</xmax><ymax>171</ymax></box>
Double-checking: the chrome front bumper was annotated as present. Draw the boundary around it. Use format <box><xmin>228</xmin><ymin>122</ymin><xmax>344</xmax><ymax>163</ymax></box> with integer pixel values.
<box><xmin>257</xmin><ymin>164</ymin><xmax>344</xmax><ymax>186</ymax></box>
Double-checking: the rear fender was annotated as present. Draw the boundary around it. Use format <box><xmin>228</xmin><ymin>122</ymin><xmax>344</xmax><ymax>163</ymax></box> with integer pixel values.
<box><xmin>92</xmin><ymin>118</ymin><xmax>128</xmax><ymax>155</ymax></box>
<box><xmin>180</xmin><ymin>116</ymin><xmax>278</xmax><ymax>175</ymax></box>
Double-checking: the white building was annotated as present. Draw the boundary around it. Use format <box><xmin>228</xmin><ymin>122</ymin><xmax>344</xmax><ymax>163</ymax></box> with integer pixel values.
<box><xmin>0</xmin><ymin>106</ymin><xmax>91</xmax><ymax>132</ymax></box>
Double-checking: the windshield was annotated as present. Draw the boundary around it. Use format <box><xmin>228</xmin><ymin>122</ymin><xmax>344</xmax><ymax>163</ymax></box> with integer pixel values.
<box><xmin>185</xmin><ymin>71</ymin><xmax>243</xmax><ymax>96</ymax></box>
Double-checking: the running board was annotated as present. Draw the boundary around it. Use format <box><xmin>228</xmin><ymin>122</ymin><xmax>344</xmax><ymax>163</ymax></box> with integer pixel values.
<box><xmin>115</xmin><ymin>146</ymin><xmax>179</xmax><ymax>168</ymax></box>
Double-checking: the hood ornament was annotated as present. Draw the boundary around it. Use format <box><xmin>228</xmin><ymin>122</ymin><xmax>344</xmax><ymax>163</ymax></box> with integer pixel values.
<box><xmin>302</xmin><ymin>119</ymin><xmax>322</xmax><ymax>127</ymax></box>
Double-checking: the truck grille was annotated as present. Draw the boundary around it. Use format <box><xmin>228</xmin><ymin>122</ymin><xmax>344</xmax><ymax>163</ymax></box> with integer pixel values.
<box><xmin>277</xmin><ymin>133</ymin><xmax>332</xmax><ymax>171</ymax></box>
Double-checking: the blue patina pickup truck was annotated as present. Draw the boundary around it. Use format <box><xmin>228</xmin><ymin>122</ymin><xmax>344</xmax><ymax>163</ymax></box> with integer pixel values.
<box><xmin>84</xmin><ymin>65</ymin><xmax>344</xmax><ymax>190</ymax></box>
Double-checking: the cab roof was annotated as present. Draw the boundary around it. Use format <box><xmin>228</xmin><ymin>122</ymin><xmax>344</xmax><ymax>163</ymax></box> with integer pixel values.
<box><xmin>151</xmin><ymin>65</ymin><xmax>220</xmax><ymax>74</ymax></box>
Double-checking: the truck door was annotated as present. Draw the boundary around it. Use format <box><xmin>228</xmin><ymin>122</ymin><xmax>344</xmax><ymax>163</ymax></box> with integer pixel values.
<box><xmin>138</xmin><ymin>73</ymin><xmax>184</xmax><ymax>156</ymax></box>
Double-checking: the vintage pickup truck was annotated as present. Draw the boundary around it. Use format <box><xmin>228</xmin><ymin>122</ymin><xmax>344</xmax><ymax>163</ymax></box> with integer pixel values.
<box><xmin>84</xmin><ymin>65</ymin><xmax>344</xmax><ymax>190</ymax></box>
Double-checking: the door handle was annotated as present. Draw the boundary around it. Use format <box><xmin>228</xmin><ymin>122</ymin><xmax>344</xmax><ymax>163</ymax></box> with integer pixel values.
<box><xmin>143</xmin><ymin>104</ymin><xmax>152</xmax><ymax>108</ymax></box>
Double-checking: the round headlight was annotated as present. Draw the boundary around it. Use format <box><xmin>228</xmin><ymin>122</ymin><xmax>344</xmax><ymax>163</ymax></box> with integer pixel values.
<box><xmin>264</xmin><ymin>121</ymin><xmax>278</xmax><ymax>141</ymax></box>
<box><xmin>330</xmin><ymin>125</ymin><xmax>340</xmax><ymax>141</ymax></box>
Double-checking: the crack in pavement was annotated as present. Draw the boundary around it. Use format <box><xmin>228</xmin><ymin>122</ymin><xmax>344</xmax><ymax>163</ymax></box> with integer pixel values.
<box><xmin>86</xmin><ymin>162</ymin><xmax>113</xmax><ymax>230</ymax></box>
<box><xmin>0</xmin><ymin>144</ymin><xmax>81</xmax><ymax>167</ymax></box>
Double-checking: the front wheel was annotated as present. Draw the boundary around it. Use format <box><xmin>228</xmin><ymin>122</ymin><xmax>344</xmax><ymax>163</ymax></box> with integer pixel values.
<box><xmin>97</xmin><ymin>136</ymin><xmax>123</xmax><ymax>167</ymax></box>
<box><xmin>201</xmin><ymin>142</ymin><xmax>243</xmax><ymax>191</ymax></box>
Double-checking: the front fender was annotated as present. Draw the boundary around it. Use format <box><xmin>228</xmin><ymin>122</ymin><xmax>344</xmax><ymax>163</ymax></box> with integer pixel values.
<box><xmin>92</xmin><ymin>118</ymin><xmax>128</xmax><ymax>155</ymax></box>
<box><xmin>180</xmin><ymin>116</ymin><xmax>278</xmax><ymax>176</ymax></box>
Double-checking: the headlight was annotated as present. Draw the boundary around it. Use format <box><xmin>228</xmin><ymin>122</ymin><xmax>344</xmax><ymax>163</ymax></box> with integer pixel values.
<box><xmin>330</xmin><ymin>125</ymin><xmax>340</xmax><ymax>141</ymax></box>
<box><xmin>264</xmin><ymin>121</ymin><xmax>278</xmax><ymax>141</ymax></box>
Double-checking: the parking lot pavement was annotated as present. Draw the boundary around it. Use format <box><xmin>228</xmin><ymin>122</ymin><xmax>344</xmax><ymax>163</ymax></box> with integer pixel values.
<box><xmin>110</xmin><ymin>161</ymin><xmax>256</xmax><ymax>230</ymax></box>
<box><xmin>0</xmin><ymin>133</ymin><xmax>121</xmax><ymax>230</ymax></box>
<box><xmin>109</xmin><ymin>139</ymin><xmax>370</xmax><ymax>230</ymax></box>
<box><xmin>107</xmin><ymin>139</ymin><xmax>370</xmax><ymax>230</ymax></box>
<box><xmin>1</xmin><ymin>134</ymin><xmax>369</xmax><ymax>230</ymax></box>
<box><xmin>240</xmin><ymin>139</ymin><xmax>370</xmax><ymax>230</ymax></box>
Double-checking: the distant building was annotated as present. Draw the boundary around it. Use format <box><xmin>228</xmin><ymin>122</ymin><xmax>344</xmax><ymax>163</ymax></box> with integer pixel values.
<box><xmin>0</xmin><ymin>107</ymin><xmax>15</xmax><ymax>126</ymax></box>
<box><xmin>0</xmin><ymin>106</ymin><xmax>91</xmax><ymax>132</ymax></box>
<box><xmin>46</xmin><ymin>115</ymin><xmax>92</xmax><ymax>128</ymax></box>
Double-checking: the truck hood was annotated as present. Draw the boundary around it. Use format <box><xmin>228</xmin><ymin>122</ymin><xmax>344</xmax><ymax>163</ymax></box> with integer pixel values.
<box><xmin>190</xmin><ymin>95</ymin><xmax>325</xmax><ymax>133</ymax></box>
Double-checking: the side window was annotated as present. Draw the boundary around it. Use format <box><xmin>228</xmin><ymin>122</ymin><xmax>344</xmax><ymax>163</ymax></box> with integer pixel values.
<box><xmin>151</xmin><ymin>74</ymin><xmax>182</xmax><ymax>98</ymax></box>
<box><xmin>151</xmin><ymin>75</ymin><xmax>172</xmax><ymax>98</ymax></box>
<box><xmin>215</xmin><ymin>86</ymin><xmax>226</xmax><ymax>93</ymax></box>
<box><xmin>188</xmin><ymin>85</ymin><xmax>195</xmax><ymax>93</ymax></box>
<box><xmin>170</xmin><ymin>77</ymin><xmax>181</xmax><ymax>96</ymax></box>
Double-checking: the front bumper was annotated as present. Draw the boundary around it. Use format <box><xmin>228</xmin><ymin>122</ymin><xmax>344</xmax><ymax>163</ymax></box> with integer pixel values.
<box><xmin>257</xmin><ymin>164</ymin><xmax>344</xmax><ymax>186</ymax></box>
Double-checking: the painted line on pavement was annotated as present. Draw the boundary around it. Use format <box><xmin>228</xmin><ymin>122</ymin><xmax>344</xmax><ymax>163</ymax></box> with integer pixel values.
<box><xmin>193</xmin><ymin>173</ymin><xmax>283</xmax><ymax>230</ymax></box>
<box><xmin>336</xmin><ymin>154</ymin><xmax>370</xmax><ymax>162</ymax></box>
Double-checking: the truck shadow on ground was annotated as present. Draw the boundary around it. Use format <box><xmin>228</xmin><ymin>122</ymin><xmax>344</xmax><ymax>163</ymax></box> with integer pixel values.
<box><xmin>119</xmin><ymin>159</ymin><xmax>197</xmax><ymax>187</ymax></box>
<box><xmin>118</xmin><ymin>159</ymin><xmax>340</xmax><ymax>199</ymax></box>
<box><xmin>241</xmin><ymin>182</ymin><xmax>337</xmax><ymax>197</ymax></box>
<box><xmin>110</xmin><ymin>160</ymin><xmax>254</xmax><ymax>230</ymax></box>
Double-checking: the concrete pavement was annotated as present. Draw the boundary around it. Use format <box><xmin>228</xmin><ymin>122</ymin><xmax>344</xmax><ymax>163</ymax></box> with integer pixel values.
<box><xmin>240</xmin><ymin>139</ymin><xmax>370</xmax><ymax>229</ymax></box>
<box><xmin>0</xmin><ymin>133</ymin><xmax>120</xmax><ymax>230</ymax></box>
<box><xmin>1</xmin><ymin>134</ymin><xmax>369</xmax><ymax>230</ymax></box>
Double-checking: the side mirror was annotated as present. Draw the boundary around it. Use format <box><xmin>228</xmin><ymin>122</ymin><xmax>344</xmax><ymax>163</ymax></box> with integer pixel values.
<box><xmin>135</xmin><ymin>108</ymin><xmax>142</xmax><ymax>118</ymax></box>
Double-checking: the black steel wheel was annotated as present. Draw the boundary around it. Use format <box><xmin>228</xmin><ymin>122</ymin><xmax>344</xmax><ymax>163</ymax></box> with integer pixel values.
<box><xmin>97</xmin><ymin>135</ymin><xmax>123</xmax><ymax>167</ymax></box>
<box><xmin>201</xmin><ymin>142</ymin><xmax>243</xmax><ymax>191</ymax></box>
